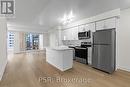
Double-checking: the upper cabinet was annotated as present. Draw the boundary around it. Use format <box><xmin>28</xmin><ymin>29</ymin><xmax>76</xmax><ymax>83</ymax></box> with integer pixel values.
<box><xmin>95</xmin><ymin>20</ymin><xmax>104</xmax><ymax>30</ymax></box>
<box><xmin>79</xmin><ymin>23</ymin><xmax>95</xmax><ymax>32</ymax></box>
<box><xmin>61</xmin><ymin>26</ymin><xmax>78</xmax><ymax>40</ymax></box>
<box><xmin>61</xmin><ymin>22</ymin><xmax>96</xmax><ymax>40</ymax></box>
<box><xmin>85</xmin><ymin>23</ymin><xmax>95</xmax><ymax>32</ymax></box>
<box><xmin>96</xmin><ymin>17</ymin><xmax>116</xmax><ymax>31</ymax></box>
<box><xmin>78</xmin><ymin>25</ymin><xmax>86</xmax><ymax>32</ymax></box>
<box><xmin>71</xmin><ymin>27</ymin><xmax>78</xmax><ymax>40</ymax></box>
<box><xmin>104</xmin><ymin>17</ymin><xmax>116</xmax><ymax>29</ymax></box>
<box><xmin>61</xmin><ymin>29</ymin><xmax>67</xmax><ymax>40</ymax></box>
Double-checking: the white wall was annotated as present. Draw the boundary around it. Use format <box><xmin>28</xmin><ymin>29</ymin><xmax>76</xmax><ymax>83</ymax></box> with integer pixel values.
<box><xmin>0</xmin><ymin>18</ymin><xmax>7</xmax><ymax>80</ymax></box>
<box><xmin>39</xmin><ymin>34</ymin><xmax>44</xmax><ymax>50</ymax></box>
<box><xmin>49</xmin><ymin>29</ymin><xmax>59</xmax><ymax>47</ymax></box>
<box><xmin>14</xmin><ymin>32</ymin><xmax>20</xmax><ymax>53</ymax></box>
<box><xmin>43</xmin><ymin>33</ymin><xmax>50</xmax><ymax>48</ymax></box>
<box><xmin>7</xmin><ymin>23</ymin><xmax>48</xmax><ymax>33</ymax></box>
<box><xmin>117</xmin><ymin>8</ymin><xmax>130</xmax><ymax>71</ymax></box>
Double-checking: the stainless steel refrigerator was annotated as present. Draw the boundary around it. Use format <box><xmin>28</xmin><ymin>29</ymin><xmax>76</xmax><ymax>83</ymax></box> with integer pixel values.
<box><xmin>92</xmin><ymin>29</ymin><xmax>116</xmax><ymax>73</ymax></box>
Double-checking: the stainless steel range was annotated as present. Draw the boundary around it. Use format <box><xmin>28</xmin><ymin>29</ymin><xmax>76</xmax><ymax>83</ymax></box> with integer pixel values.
<box><xmin>69</xmin><ymin>42</ymin><xmax>92</xmax><ymax>64</ymax></box>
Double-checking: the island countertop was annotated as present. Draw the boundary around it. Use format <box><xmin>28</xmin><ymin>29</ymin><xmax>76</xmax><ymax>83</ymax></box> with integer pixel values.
<box><xmin>46</xmin><ymin>46</ymin><xmax>74</xmax><ymax>51</ymax></box>
<box><xmin>46</xmin><ymin>46</ymin><xmax>73</xmax><ymax>71</ymax></box>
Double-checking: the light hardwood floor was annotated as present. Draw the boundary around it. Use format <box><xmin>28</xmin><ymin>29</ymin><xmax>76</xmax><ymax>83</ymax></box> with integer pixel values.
<box><xmin>0</xmin><ymin>52</ymin><xmax>130</xmax><ymax>87</ymax></box>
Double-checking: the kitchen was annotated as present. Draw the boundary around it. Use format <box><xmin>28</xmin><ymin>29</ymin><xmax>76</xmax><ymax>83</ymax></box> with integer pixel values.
<box><xmin>47</xmin><ymin>10</ymin><xmax>118</xmax><ymax>73</ymax></box>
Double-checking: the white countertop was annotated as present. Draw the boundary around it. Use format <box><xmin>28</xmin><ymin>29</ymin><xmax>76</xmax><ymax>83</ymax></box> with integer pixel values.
<box><xmin>46</xmin><ymin>46</ymin><xmax>73</xmax><ymax>71</ymax></box>
<box><xmin>46</xmin><ymin>46</ymin><xmax>74</xmax><ymax>51</ymax></box>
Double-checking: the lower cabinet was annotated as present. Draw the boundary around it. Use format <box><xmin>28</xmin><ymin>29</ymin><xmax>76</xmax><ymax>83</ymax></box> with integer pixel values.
<box><xmin>88</xmin><ymin>47</ymin><xmax>92</xmax><ymax>65</ymax></box>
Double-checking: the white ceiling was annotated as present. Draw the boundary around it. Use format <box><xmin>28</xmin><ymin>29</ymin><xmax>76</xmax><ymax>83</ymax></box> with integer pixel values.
<box><xmin>7</xmin><ymin>0</ymin><xmax>130</xmax><ymax>30</ymax></box>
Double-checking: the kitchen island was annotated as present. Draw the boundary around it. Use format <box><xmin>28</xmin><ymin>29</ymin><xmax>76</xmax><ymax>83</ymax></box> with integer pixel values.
<box><xmin>46</xmin><ymin>46</ymin><xmax>74</xmax><ymax>71</ymax></box>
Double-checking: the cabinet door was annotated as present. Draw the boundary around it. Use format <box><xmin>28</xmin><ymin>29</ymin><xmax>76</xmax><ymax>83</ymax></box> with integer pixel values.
<box><xmin>104</xmin><ymin>18</ymin><xmax>116</xmax><ymax>29</ymax></box>
<box><xmin>78</xmin><ymin>25</ymin><xmax>85</xmax><ymax>32</ymax></box>
<box><xmin>71</xmin><ymin>27</ymin><xmax>78</xmax><ymax>40</ymax></box>
<box><xmin>85</xmin><ymin>23</ymin><xmax>95</xmax><ymax>32</ymax></box>
<box><xmin>61</xmin><ymin>29</ymin><xmax>68</xmax><ymax>40</ymax></box>
<box><xmin>85</xmin><ymin>24</ymin><xmax>89</xmax><ymax>31</ymax></box>
<box><xmin>89</xmin><ymin>23</ymin><xmax>96</xmax><ymax>32</ymax></box>
<box><xmin>61</xmin><ymin>27</ymin><xmax>78</xmax><ymax>40</ymax></box>
<box><xmin>96</xmin><ymin>20</ymin><xmax>105</xmax><ymax>31</ymax></box>
<box><xmin>96</xmin><ymin>17</ymin><xmax>116</xmax><ymax>31</ymax></box>
<box><xmin>66</xmin><ymin>29</ymin><xmax>72</xmax><ymax>40</ymax></box>
<box><xmin>88</xmin><ymin>47</ymin><xmax>92</xmax><ymax>65</ymax></box>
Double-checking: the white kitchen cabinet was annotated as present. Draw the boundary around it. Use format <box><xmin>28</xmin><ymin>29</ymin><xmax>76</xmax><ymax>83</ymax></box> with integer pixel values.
<box><xmin>61</xmin><ymin>29</ymin><xmax>71</xmax><ymax>40</ymax></box>
<box><xmin>61</xmin><ymin>26</ymin><xmax>78</xmax><ymax>40</ymax></box>
<box><xmin>61</xmin><ymin>23</ymin><xmax>95</xmax><ymax>40</ymax></box>
<box><xmin>95</xmin><ymin>20</ymin><xmax>105</xmax><ymax>30</ymax></box>
<box><xmin>61</xmin><ymin>29</ymin><xmax>68</xmax><ymax>40</ymax></box>
<box><xmin>104</xmin><ymin>17</ymin><xmax>116</xmax><ymax>29</ymax></box>
<box><xmin>85</xmin><ymin>24</ymin><xmax>89</xmax><ymax>31</ymax></box>
<box><xmin>67</xmin><ymin>27</ymin><xmax>78</xmax><ymax>40</ymax></box>
<box><xmin>64</xmin><ymin>29</ymin><xmax>72</xmax><ymax>40</ymax></box>
<box><xmin>71</xmin><ymin>27</ymin><xmax>78</xmax><ymax>40</ymax></box>
<box><xmin>85</xmin><ymin>23</ymin><xmax>96</xmax><ymax>32</ymax></box>
<box><xmin>46</xmin><ymin>47</ymin><xmax>73</xmax><ymax>71</ymax></box>
<box><xmin>88</xmin><ymin>47</ymin><xmax>92</xmax><ymax>65</ymax></box>
<box><xmin>96</xmin><ymin>17</ymin><xmax>116</xmax><ymax>31</ymax></box>
<box><xmin>84</xmin><ymin>23</ymin><xmax>95</xmax><ymax>42</ymax></box>
<box><xmin>78</xmin><ymin>25</ymin><xmax>85</xmax><ymax>32</ymax></box>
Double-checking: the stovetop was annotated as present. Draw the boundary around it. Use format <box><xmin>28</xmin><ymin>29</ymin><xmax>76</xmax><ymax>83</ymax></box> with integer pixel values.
<box><xmin>69</xmin><ymin>42</ymin><xmax>92</xmax><ymax>49</ymax></box>
<box><xmin>81</xmin><ymin>42</ymin><xmax>92</xmax><ymax>48</ymax></box>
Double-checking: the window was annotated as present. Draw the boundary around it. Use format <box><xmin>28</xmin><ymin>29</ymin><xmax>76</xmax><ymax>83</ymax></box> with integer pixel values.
<box><xmin>25</xmin><ymin>33</ymin><xmax>39</xmax><ymax>50</ymax></box>
<box><xmin>8</xmin><ymin>32</ymin><xmax>14</xmax><ymax>49</ymax></box>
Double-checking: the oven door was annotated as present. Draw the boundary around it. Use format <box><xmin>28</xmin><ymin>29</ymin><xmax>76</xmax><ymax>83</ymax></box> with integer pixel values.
<box><xmin>75</xmin><ymin>48</ymin><xmax>88</xmax><ymax>64</ymax></box>
<box><xmin>75</xmin><ymin>48</ymin><xmax>87</xmax><ymax>59</ymax></box>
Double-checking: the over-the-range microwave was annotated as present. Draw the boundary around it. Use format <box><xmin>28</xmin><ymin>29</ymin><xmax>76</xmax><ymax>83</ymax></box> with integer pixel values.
<box><xmin>78</xmin><ymin>30</ymin><xmax>91</xmax><ymax>40</ymax></box>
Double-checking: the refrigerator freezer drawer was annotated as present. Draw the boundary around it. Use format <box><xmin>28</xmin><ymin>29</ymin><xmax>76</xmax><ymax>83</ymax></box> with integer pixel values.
<box><xmin>92</xmin><ymin>45</ymin><xmax>115</xmax><ymax>73</ymax></box>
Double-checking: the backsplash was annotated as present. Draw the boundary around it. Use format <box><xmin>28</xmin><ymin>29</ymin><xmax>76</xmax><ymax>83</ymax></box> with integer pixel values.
<box><xmin>62</xmin><ymin>39</ymin><xmax>92</xmax><ymax>46</ymax></box>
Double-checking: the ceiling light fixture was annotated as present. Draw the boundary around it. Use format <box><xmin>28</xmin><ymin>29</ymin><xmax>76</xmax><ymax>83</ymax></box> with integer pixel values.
<box><xmin>60</xmin><ymin>11</ymin><xmax>75</xmax><ymax>25</ymax></box>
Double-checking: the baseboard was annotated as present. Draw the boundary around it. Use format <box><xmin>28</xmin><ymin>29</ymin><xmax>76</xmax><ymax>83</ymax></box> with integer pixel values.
<box><xmin>0</xmin><ymin>60</ymin><xmax>8</xmax><ymax>81</ymax></box>
<box><xmin>118</xmin><ymin>66</ymin><xmax>130</xmax><ymax>72</ymax></box>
